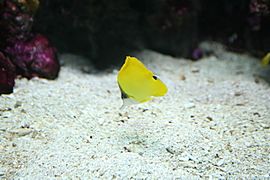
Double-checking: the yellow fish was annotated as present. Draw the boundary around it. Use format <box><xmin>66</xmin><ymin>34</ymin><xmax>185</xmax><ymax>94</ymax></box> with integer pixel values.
<box><xmin>262</xmin><ymin>52</ymin><xmax>270</xmax><ymax>66</ymax></box>
<box><xmin>117</xmin><ymin>56</ymin><xmax>167</xmax><ymax>108</ymax></box>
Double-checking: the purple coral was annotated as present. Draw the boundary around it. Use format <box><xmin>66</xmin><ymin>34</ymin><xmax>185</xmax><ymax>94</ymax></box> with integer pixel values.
<box><xmin>250</xmin><ymin>0</ymin><xmax>269</xmax><ymax>15</ymax></box>
<box><xmin>248</xmin><ymin>0</ymin><xmax>269</xmax><ymax>31</ymax></box>
<box><xmin>0</xmin><ymin>0</ymin><xmax>60</xmax><ymax>94</ymax></box>
<box><xmin>0</xmin><ymin>52</ymin><xmax>16</xmax><ymax>94</ymax></box>
<box><xmin>192</xmin><ymin>48</ymin><xmax>203</xmax><ymax>60</ymax></box>
<box><xmin>5</xmin><ymin>34</ymin><xmax>60</xmax><ymax>79</ymax></box>
<box><xmin>0</xmin><ymin>0</ymin><xmax>34</xmax><ymax>46</ymax></box>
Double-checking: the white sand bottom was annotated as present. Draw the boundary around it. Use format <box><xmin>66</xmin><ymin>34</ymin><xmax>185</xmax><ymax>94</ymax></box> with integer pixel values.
<box><xmin>0</xmin><ymin>42</ymin><xmax>270</xmax><ymax>179</ymax></box>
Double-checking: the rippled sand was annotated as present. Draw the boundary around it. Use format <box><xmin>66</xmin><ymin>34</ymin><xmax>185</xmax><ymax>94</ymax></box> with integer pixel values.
<box><xmin>1</xmin><ymin>42</ymin><xmax>269</xmax><ymax>179</ymax></box>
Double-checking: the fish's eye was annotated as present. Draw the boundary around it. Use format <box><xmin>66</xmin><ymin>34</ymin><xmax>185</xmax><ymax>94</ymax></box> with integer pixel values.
<box><xmin>152</xmin><ymin>75</ymin><xmax>158</xmax><ymax>80</ymax></box>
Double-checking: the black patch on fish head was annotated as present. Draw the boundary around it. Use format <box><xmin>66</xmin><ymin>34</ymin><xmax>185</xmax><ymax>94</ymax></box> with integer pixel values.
<box><xmin>152</xmin><ymin>75</ymin><xmax>158</xmax><ymax>80</ymax></box>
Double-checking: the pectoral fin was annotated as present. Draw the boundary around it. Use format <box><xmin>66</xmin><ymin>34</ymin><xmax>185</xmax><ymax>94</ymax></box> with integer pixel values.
<box><xmin>118</xmin><ymin>83</ymin><xmax>138</xmax><ymax>109</ymax></box>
